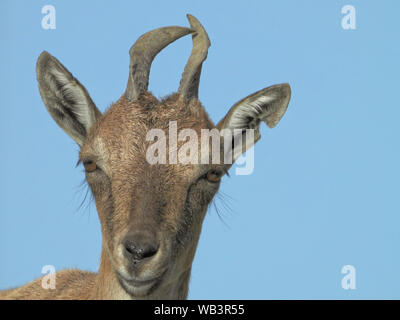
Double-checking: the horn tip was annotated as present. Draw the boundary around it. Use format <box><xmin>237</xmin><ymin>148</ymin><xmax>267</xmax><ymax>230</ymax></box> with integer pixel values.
<box><xmin>185</xmin><ymin>14</ymin><xmax>210</xmax><ymax>47</ymax></box>
<box><xmin>186</xmin><ymin>14</ymin><xmax>201</xmax><ymax>29</ymax></box>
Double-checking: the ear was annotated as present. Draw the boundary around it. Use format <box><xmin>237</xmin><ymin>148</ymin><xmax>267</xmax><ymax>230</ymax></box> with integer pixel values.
<box><xmin>36</xmin><ymin>51</ymin><xmax>102</xmax><ymax>146</ymax></box>
<box><xmin>217</xmin><ymin>83</ymin><xmax>291</xmax><ymax>162</ymax></box>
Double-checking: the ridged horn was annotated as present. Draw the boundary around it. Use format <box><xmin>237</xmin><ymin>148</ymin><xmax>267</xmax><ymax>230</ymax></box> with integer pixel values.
<box><xmin>125</xmin><ymin>26</ymin><xmax>191</xmax><ymax>101</ymax></box>
<box><xmin>178</xmin><ymin>14</ymin><xmax>211</xmax><ymax>102</ymax></box>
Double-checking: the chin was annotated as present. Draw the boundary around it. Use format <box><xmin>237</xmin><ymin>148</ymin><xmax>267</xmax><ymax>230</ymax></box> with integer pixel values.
<box><xmin>117</xmin><ymin>274</ymin><xmax>164</xmax><ymax>298</ymax></box>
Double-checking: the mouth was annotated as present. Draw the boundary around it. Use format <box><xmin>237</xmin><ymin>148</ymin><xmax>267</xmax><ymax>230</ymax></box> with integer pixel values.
<box><xmin>117</xmin><ymin>271</ymin><xmax>166</xmax><ymax>297</ymax></box>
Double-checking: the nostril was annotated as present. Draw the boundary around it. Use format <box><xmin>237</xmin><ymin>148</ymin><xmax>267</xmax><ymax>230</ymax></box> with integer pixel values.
<box><xmin>124</xmin><ymin>241</ymin><xmax>137</xmax><ymax>255</ymax></box>
<box><xmin>142</xmin><ymin>244</ymin><xmax>158</xmax><ymax>258</ymax></box>
<box><xmin>124</xmin><ymin>238</ymin><xmax>158</xmax><ymax>261</ymax></box>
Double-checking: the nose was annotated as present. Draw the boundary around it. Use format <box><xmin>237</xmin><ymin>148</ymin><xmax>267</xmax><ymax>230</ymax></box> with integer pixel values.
<box><xmin>123</xmin><ymin>232</ymin><xmax>159</xmax><ymax>262</ymax></box>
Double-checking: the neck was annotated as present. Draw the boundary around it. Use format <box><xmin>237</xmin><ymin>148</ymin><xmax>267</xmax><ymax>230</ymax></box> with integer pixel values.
<box><xmin>92</xmin><ymin>245</ymin><xmax>191</xmax><ymax>299</ymax></box>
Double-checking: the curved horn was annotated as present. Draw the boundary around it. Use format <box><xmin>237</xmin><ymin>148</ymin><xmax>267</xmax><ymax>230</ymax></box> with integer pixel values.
<box><xmin>125</xmin><ymin>26</ymin><xmax>191</xmax><ymax>101</ymax></box>
<box><xmin>178</xmin><ymin>14</ymin><xmax>211</xmax><ymax>102</ymax></box>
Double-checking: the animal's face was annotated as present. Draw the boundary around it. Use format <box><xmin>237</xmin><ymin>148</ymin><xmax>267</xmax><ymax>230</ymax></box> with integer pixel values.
<box><xmin>36</xmin><ymin>15</ymin><xmax>291</xmax><ymax>297</ymax></box>
<box><xmin>80</xmin><ymin>94</ymin><xmax>227</xmax><ymax>296</ymax></box>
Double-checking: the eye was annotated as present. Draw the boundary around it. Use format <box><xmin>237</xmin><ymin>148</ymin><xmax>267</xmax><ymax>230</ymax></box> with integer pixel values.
<box><xmin>206</xmin><ymin>170</ymin><xmax>222</xmax><ymax>183</ymax></box>
<box><xmin>83</xmin><ymin>160</ymin><xmax>97</xmax><ymax>173</ymax></box>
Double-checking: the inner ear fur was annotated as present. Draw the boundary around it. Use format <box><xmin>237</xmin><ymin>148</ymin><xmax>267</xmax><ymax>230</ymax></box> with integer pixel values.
<box><xmin>36</xmin><ymin>51</ymin><xmax>102</xmax><ymax>146</ymax></box>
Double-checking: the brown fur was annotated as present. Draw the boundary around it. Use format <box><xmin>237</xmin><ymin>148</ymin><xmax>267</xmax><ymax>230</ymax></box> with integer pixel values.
<box><xmin>1</xmin><ymin>93</ymin><xmax>221</xmax><ymax>300</ymax></box>
<box><xmin>1</xmin><ymin>16</ymin><xmax>291</xmax><ymax>299</ymax></box>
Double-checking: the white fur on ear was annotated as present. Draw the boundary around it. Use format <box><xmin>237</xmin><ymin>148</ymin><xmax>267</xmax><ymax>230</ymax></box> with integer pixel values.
<box><xmin>47</xmin><ymin>67</ymin><xmax>95</xmax><ymax>129</ymax></box>
<box><xmin>36</xmin><ymin>51</ymin><xmax>102</xmax><ymax>146</ymax></box>
<box><xmin>216</xmin><ymin>84</ymin><xmax>291</xmax><ymax>163</ymax></box>
<box><xmin>219</xmin><ymin>83</ymin><xmax>291</xmax><ymax>131</ymax></box>
<box><xmin>228</xmin><ymin>94</ymin><xmax>276</xmax><ymax>130</ymax></box>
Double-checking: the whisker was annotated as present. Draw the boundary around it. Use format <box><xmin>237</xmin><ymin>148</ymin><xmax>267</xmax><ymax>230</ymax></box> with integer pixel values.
<box><xmin>74</xmin><ymin>177</ymin><xmax>94</xmax><ymax>220</ymax></box>
<box><xmin>210</xmin><ymin>189</ymin><xmax>237</xmax><ymax>229</ymax></box>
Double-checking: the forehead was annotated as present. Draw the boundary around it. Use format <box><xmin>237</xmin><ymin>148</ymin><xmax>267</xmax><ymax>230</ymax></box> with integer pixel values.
<box><xmin>81</xmin><ymin>93</ymin><xmax>215</xmax><ymax>178</ymax></box>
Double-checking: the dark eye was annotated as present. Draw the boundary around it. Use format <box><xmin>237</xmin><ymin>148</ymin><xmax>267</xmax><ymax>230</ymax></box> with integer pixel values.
<box><xmin>206</xmin><ymin>170</ymin><xmax>222</xmax><ymax>183</ymax></box>
<box><xmin>83</xmin><ymin>160</ymin><xmax>97</xmax><ymax>173</ymax></box>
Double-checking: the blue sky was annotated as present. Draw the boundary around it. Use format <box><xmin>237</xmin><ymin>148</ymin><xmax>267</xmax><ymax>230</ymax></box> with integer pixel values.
<box><xmin>1</xmin><ymin>0</ymin><xmax>399</xmax><ymax>299</ymax></box>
